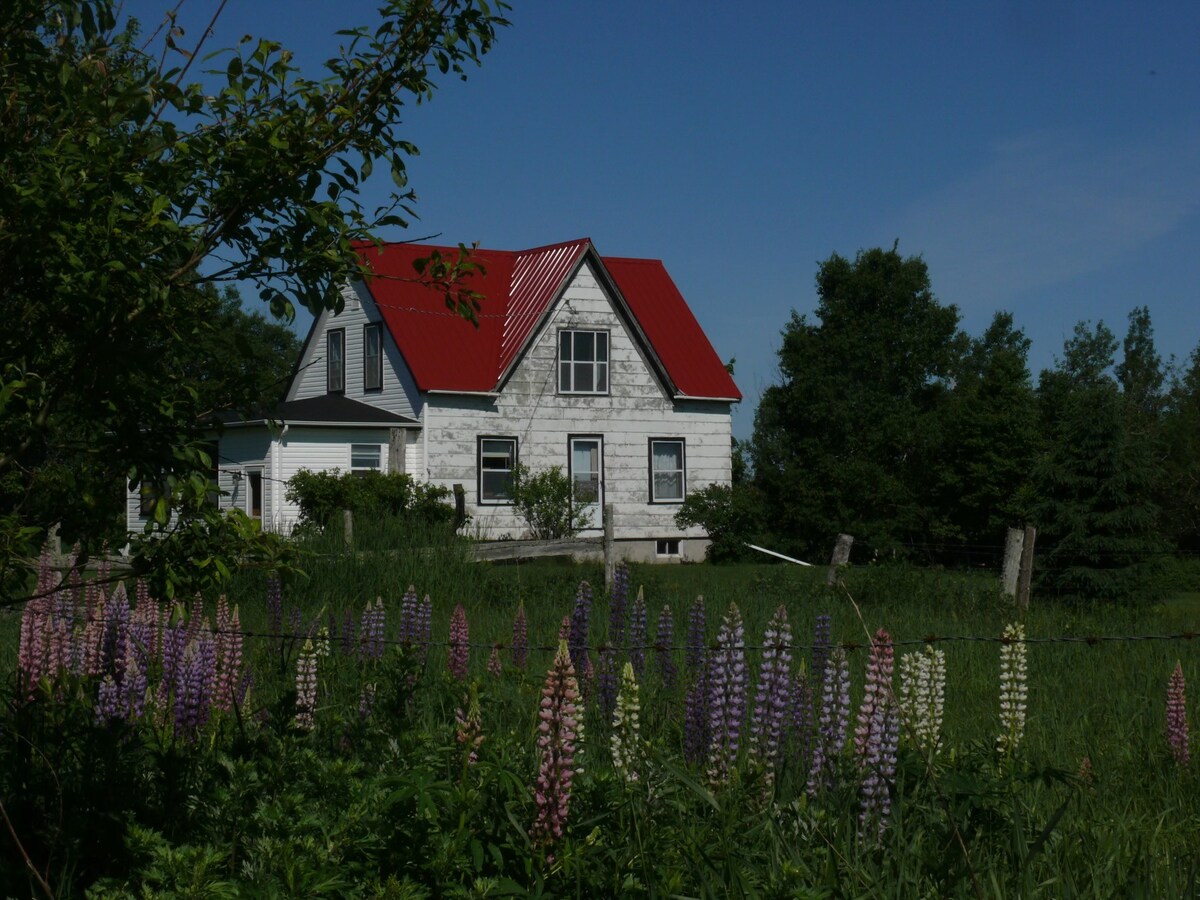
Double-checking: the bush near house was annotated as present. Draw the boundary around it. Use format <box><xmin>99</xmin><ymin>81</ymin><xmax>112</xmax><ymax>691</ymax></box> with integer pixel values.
<box><xmin>285</xmin><ymin>469</ymin><xmax>454</xmax><ymax>534</ymax></box>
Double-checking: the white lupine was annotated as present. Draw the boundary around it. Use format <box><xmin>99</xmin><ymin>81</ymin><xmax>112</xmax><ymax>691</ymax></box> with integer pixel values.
<box><xmin>899</xmin><ymin>645</ymin><xmax>946</xmax><ymax>755</ymax></box>
<box><xmin>997</xmin><ymin>623</ymin><xmax>1028</xmax><ymax>756</ymax></box>
<box><xmin>611</xmin><ymin>662</ymin><xmax>643</xmax><ymax>783</ymax></box>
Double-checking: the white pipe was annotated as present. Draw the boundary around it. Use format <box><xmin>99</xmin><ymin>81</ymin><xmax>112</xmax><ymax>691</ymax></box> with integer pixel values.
<box><xmin>746</xmin><ymin>543</ymin><xmax>813</xmax><ymax>566</ymax></box>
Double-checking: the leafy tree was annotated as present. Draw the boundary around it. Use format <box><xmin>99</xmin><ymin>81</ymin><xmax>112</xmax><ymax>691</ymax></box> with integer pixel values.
<box><xmin>674</xmin><ymin>482</ymin><xmax>764</xmax><ymax>563</ymax></box>
<box><xmin>0</xmin><ymin>0</ymin><xmax>506</xmax><ymax>602</ymax></box>
<box><xmin>750</xmin><ymin>246</ymin><xmax>964</xmax><ymax>558</ymax></box>
<box><xmin>1030</xmin><ymin>322</ymin><xmax>1168</xmax><ymax>603</ymax></box>
<box><xmin>934</xmin><ymin>312</ymin><xmax>1039</xmax><ymax>552</ymax></box>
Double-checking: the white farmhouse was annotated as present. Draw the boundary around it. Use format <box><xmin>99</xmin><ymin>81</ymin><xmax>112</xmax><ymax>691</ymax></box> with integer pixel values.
<box><xmin>128</xmin><ymin>238</ymin><xmax>741</xmax><ymax>562</ymax></box>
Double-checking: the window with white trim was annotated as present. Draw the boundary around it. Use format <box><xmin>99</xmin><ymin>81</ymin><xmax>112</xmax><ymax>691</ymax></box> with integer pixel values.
<box><xmin>350</xmin><ymin>443</ymin><xmax>381</xmax><ymax>476</ymax></box>
<box><xmin>558</xmin><ymin>329</ymin><xmax>609</xmax><ymax>394</ymax></box>
<box><xmin>363</xmin><ymin>323</ymin><xmax>383</xmax><ymax>391</ymax></box>
<box><xmin>479</xmin><ymin>437</ymin><xmax>517</xmax><ymax>504</ymax></box>
<box><xmin>327</xmin><ymin>328</ymin><xmax>345</xmax><ymax>393</ymax></box>
<box><xmin>649</xmin><ymin>439</ymin><xmax>685</xmax><ymax>503</ymax></box>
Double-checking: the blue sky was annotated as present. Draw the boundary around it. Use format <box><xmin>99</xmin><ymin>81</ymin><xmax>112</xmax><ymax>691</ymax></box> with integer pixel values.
<box><xmin>127</xmin><ymin>0</ymin><xmax>1200</xmax><ymax>438</ymax></box>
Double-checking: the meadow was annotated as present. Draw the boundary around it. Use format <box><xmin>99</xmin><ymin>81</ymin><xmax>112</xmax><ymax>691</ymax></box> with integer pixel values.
<box><xmin>3</xmin><ymin>522</ymin><xmax>1198</xmax><ymax>897</ymax></box>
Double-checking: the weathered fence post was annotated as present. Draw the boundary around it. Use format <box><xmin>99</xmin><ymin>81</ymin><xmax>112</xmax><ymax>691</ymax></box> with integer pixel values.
<box><xmin>603</xmin><ymin>503</ymin><xmax>615</xmax><ymax>593</ymax></box>
<box><xmin>388</xmin><ymin>428</ymin><xmax>406</xmax><ymax>475</ymax></box>
<box><xmin>342</xmin><ymin>509</ymin><xmax>353</xmax><ymax>549</ymax></box>
<box><xmin>1001</xmin><ymin>527</ymin><xmax>1024</xmax><ymax>597</ymax></box>
<box><xmin>826</xmin><ymin>533</ymin><xmax>854</xmax><ymax>587</ymax></box>
<box><xmin>452</xmin><ymin>484</ymin><xmax>466</xmax><ymax>530</ymax></box>
<box><xmin>1016</xmin><ymin>524</ymin><xmax>1037</xmax><ymax>610</ymax></box>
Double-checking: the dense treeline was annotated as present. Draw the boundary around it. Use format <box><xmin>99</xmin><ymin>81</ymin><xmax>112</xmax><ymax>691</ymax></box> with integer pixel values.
<box><xmin>683</xmin><ymin>246</ymin><xmax>1199</xmax><ymax>602</ymax></box>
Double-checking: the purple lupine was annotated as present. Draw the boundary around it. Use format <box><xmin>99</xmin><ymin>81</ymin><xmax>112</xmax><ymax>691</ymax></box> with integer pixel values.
<box><xmin>511</xmin><ymin>601</ymin><xmax>529</xmax><ymax>671</ymax></box>
<box><xmin>707</xmin><ymin>603</ymin><xmax>748</xmax><ymax>784</ymax></box>
<box><xmin>531</xmin><ymin>640</ymin><xmax>582</xmax><ymax>857</ymax></box>
<box><xmin>609</xmin><ymin>563</ymin><xmax>630</xmax><ymax>653</ymax></box>
<box><xmin>159</xmin><ymin>618</ymin><xmax>186</xmax><ymax>701</ymax></box>
<box><xmin>448</xmin><ymin>604</ymin><xmax>470</xmax><ymax>681</ymax></box>
<box><xmin>595</xmin><ymin>644</ymin><xmax>619</xmax><ymax>726</ymax></box>
<box><xmin>808</xmin><ymin>647</ymin><xmax>851</xmax><ymax>797</ymax></box>
<box><xmin>568</xmin><ymin>581</ymin><xmax>593</xmax><ymax>674</ymax></box>
<box><xmin>683</xmin><ymin>650</ymin><xmax>710</xmax><ymax>765</ymax></box>
<box><xmin>294</xmin><ymin>638</ymin><xmax>318</xmax><ymax>732</ymax></box>
<box><xmin>487</xmin><ymin>645</ymin><xmax>503</xmax><ymax>679</ymax></box>
<box><xmin>397</xmin><ymin>585</ymin><xmax>419</xmax><ymax>646</ymax></box>
<box><xmin>266</xmin><ymin>572</ymin><xmax>283</xmax><ymax>640</ymax></box>
<box><xmin>359</xmin><ymin>598</ymin><xmax>386</xmax><ymax>661</ymax></box>
<box><xmin>95</xmin><ymin>675</ymin><xmax>123</xmax><ymax>724</ymax></box>
<box><xmin>686</xmin><ymin>595</ymin><xmax>707</xmax><ymax>679</ymax></box>
<box><xmin>416</xmin><ymin>595</ymin><xmax>433</xmax><ymax>664</ymax></box>
<box><xmin>628</xmin><ymin>587</ymin><xmax>647</xmax><ymax>678</ymax></box>
<box><xmin>854</xmin><ymin>629</ymin><xmax>895</xmax><ymax>762</ymax></box>
<box><xmin>1167</xmin><ymin>661</ymin><xmax>1189</xmax><ymax>768</ymax></box>
<box><xmin>860</xmin><ymin>689</ymin><xmax>900</xmax><ymax>840</ymax></box>
<box><xmin>101</xmin><ymin>583</ymin><xmax>131</xmax><ymax>680</ymax></box>
<box><xmin>791</xmin><ymin>667</ymin><xmax>814</xmax><ymax>772</ymax></box>
<box><xmin>654</xmin><ymin>604</ymin><xmax>677</xmax><ymax>691</ymax></box>
<box><xmin>122</xmin><ymin>648</ymin><xmax>148</xmax><ymax>721</ymax></box>
<box><xmin>174</xmin><ymin>636</ymin><xmax>215</xmax><ymax>741</ymax></box>
<box><xmin>750</xmin><ymin>605</ymin><xmax>793</xmax><ymax>775</ymax></box>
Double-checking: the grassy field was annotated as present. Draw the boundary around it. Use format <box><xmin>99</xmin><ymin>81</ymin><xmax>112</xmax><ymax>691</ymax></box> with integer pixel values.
<box><xmin>3</xmin><ymin>528</ymin><xmax>1199</xmax><ymax>896</ymax></box>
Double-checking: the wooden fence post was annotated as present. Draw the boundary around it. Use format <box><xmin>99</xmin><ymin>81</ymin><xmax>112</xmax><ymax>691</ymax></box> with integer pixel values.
<box><xmin>388</xmin><ymin>428</ymin><xmax>406</xmax><ymax>475</ymax></box>
<box><xmin>452</xmin><ymin>484</ymin><xmax>466</xmax><ymax>530</ymax></box>
<box><xmin>342</xmin><ymin>509</ymin><xmax>353</xmax><ymax>549</ymax></box>
<box><xmin>1001</xmin><ymin>527</ymin><xmax>1024</xmax><ymax>597</ymax></box>
<box><xmin>1016</xmin><ymin>525</ymin><xmax>1036</xmax><ymax>610</ymax></box>
<box><xmin>603</xmin><ymin>503</ymin><xmax>615</xmax><ymax>593</ymax></box>
<box><xmin>826</xmin><ymin>533</ymin><xmax>854</xmax><ymax>587</ymax></box>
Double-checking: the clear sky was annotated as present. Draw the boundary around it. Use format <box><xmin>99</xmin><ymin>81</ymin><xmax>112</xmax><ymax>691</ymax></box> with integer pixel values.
<box><xmin>125</xmin><ymin>0</ymin><xmax>1200</xmax><ymax>438</ymax></box>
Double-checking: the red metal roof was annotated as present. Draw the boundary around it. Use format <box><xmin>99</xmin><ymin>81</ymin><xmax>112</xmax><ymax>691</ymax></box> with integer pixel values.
<box><xmin>354</xmin><ymin>239</ymin><xmax>741</xmax><ymax>401</ymax></box>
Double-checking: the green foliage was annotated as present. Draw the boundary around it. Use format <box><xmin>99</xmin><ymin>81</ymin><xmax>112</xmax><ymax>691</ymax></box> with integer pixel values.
<box><xmin>0</xmin><ymin>0</ymin><xmax>508</xmax><ymax>605</ymax></box>
<box><xmin>674</xmin><ymin>482</ymin><xmax>764</xmax><ymax>563</ymax></box>
<box><xmin>507</xmin><ymin>464</ymin><xmax>590</xmax><ymax>540</ymax></box>
<box><xmin>285</xmin><ymin>469</ymin><xmax>454</xmax><ymax>533</ymax></box>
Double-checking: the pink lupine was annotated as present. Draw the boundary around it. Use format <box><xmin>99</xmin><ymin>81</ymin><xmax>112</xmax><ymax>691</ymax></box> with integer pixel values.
<box><xmin>455</xmin><ymin>685</ymin><xmax>484</xmax><ymax>769</ymax></box>
<box><xmin>294</xmin><ymin>638</ymin><xmax>318</xmax><ymax>732</ymax></box>
<box><xmin>487</xmin><ymin>645</ymin><xmax>503</xmax><ymax>679</ymax></box>
<box><xmin>855</xmin><ymin>629</ymin><xmax>895</xmax><ymax>762</ymax></box>
<box><xmin>857</xmin><ymin>629</ymin><xmax>899</xmax><ymax>838</ymax></box>
<box><xmin>18</xmin><ymin>594</ymin><xmax>49</xmax><ymax>698</ymax></box>
<box><xmin>531</xmin><ymin>640</ymin><xmax>583</xmax><ymax>855</ymax></box>
<box><xmin>1167</xmin><ymin>661</ymin><xmax>1189</xmax><ymax>768</ymax></box>
<box><xmin>449</xmin><ymin>604</ymin><xmax>470</xmax><ymax>681</ymax></box>
<box><xmin>214</xmin><ymin>602</ymin><xmax>244</xmax><ymax>713</ymax></box>
<box><xmin>511</xmin><ymin>601</ymin><xmax>529</xmax><ymax>670</ymax></box>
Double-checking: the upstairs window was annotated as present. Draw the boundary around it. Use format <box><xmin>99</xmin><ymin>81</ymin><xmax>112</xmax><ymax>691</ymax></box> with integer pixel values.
<box><xmin>649</xmin><ymin>438</ymin><xmax>685</xmax><ymax>503</ymax></box>
<box><xmin>478</xmin><ymin>437</ymin><xmax>517</xmax><ymax>504</ymax></box>
<box><xmin>327</xmin><ymin>328</ymin><xmax>345</xmax><ymax>393</ymax></box>
<box><xmin>363</xmin><ymin>323</ymin><xmax>383</xmax><ymax>391</ymax></box>
<box><xmin>558</xmin><ymin>329</ymin><xmax>609</xmax><ymax>394</ymax></box>
<box><xmin>351</xmin><ymin>443</ymin><xmax>381</xmax><ymax>476</ymax></box>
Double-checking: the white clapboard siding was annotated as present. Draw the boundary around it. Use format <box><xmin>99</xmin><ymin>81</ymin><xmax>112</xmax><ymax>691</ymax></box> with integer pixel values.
<box><xmin>422</xmin><ymin>261</ymin><xmax>733</xmax><ymax>540</ymax></box>
<box><xmin>287</xmin><ymin>282</ymin><xmax>422</xmax><ymax>419</ymax></box>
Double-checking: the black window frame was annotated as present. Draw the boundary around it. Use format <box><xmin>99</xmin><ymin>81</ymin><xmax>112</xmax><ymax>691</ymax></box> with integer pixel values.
<box><xmin>327</xmin><ymin>328</ymin><xmax>345</xmax><ymax>394</ymax></box>
<box><xmin>648</xmin><ymin>438</ymin><xmax>686</xmax><ymax>504</ymax></box>
<box><xmin>557</xmin><ymin>328</ymin><xmax>610</xmax><ymax>395</ymax></box>
<box><xmin>363</xmin><ymin>323</ymin><xmax>383</xmax><ymax>392</ymax></box>
<box><xmin>478</xmin><ymin>436</ymin><xmax>518</xmax><ymax>505</ymax></box>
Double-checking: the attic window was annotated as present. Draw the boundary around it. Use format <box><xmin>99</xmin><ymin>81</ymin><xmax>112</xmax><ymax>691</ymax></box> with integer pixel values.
<box><xmin>327</xmin><ymin>328</ymin><xmax>345</xmax><ymax>394</ymax></box>
<box><xmin>364</xmin><ymin>323</ymin><xmax>382</xmax><ymax>391</ymax></box>
<box><xmin>558</xmin><ymin>330</ymin><xmax>609</xmax><ymax>394</ymax></box>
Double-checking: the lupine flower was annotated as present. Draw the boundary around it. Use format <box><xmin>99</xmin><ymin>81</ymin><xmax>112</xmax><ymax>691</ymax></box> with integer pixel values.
<box><xmin>159</xmin><ymin>618</ymin><xmax>186</xmax><ymax>703</ymax></box>
<box><xmin>899</xmin><ymin>645</ymin><xmax>946</xmax><ymax>755</ymax></box>
<box><xmin>122</xmin><ymin>649</ymin><xmax>148</xmax><ymax>721</ymax></box>
<box><xmin>750</xmin><ymin>605</ymin><xmax>792</xmax><ymax>775</ymax></box>
<box><xmin>1167</xmin><ymin>661</ymin><xmax>1189</xmax><ymax>768</ymax></box>
<box><xmin>175</xmin><ymin>636</ymin><xmax>216</xmax><ymax>741</ymax></box>
<box><xmin>596</xmin><ymin>644</ymin><xmax>619</xmax><ymax>726</ymax></box>
<box><xmin>359</xmin><ymin>597</ymin><xmax>386</xmax><ymax>660</ymax></box>
<box><xmin>214</xmin><ymin>601</ymin><xmax>244</xmax><ymax>713</ymax></box>
<box><xmin>487</xmin><ymin>645</ymin><xmax>503</xmax><ymax>678</ymax></box>
<box><xmin>18</xmin><ymin>591</ymin><xmax>49</xmax><ymax>697</ymax></box>
<box><xmin>416</xmin><ymin>595</ymin><xmax>433</xmax><ymax>661</ymax></box>
<box><xmin>358</xmin><ymin>682</ymin><xmax>377</xmax><ymax>720</ymax></box>
<box><xmin>455</xmin><ymin>685</ymin><xmax>485</xmax><ymax>769</ymax></box>
<box><xmin>684</xmin><ymin>651</ymin><xmax>710</xmax><ymax>765</ymax></box>
<box><xmin>629</xmin><ymin>588</ymin><xmax>647</xmax><ymax>678</ymax></box>
<box><xmin>266</xmin><ymin>572</ymin><xmax>283</xmax><ymax>640</ymax></box>
<box><xmin>609</xmin><ymin>563</ymin><xmax>630</xmax><ymax>653</ymax></box>
<box><xmin>398</xmin><ymin>585</ymin><xmax>420</xmax><ymax>646</ymax></box>
<box><xmin>80</xmin><ymin>595</ymin><xmax>107</xmax><ymax>678</ymax></box>
<box><xmin>101</xmin><ymin>583</ymin><xmax>131</xmax><ymax>680</ymax></box>
<box><xmin>568</xmin><ymin>581</ymin><xmax>593</xmax><ymax>674</ymax></box>
<box><xmin>531</xmin><ymin>640</ymin><xmax>583</xmax><ymax>856</ymax></box>
<box><xmin>654</xmin><ymin>604</ymin><xmax>677</xmax><ymax>691</ymax></box>
<box><xmin>808</xmin><ymin>647</ymin><xmax>850</xmax><ymax>797</ymax></box>
<box><xmin>186</xmin><ymin>594</ymin><xmax>205</xmax><ymax>644</ymax></box>
<box><xmin>707</xmin><ymin>603</ymin><xmax>748</xmax><ymax>784</ymax></box>
<box><xmin>611</xmin><ymin>662</ymin><xmax>643</xmax><ymax>783</ymax></box>
<box><xmin>448</xmin><ymin>604</ymin><xmax>470</xmax><ymax>681</ymax></box>
<box><xmin>856</xmin><ymin>630</ymin><xmax>899</xmax><ymax>838</ymax></box>
<box><xmin>512</xmin><ymin>601</ymin><xmax>529</xmax><ymax>671</ymax></box>
<box><xmin>294</xmin><ymin>638</ymin><xmax>318</xmax><ymax>732</ymax></box>
<box><xmin>95</xmin><ymin>675</ymin><xmax>123</xmax><ymax>724</ymax></box>
<box><xmin>997</xmin><ymin>622</ymin><xmax>1028</xmax><ymax>756</ymax></box>
<box><xmin>686</xmin><ymin>595</ymin><xmax>706</xmax><ymax>678</ymax></box>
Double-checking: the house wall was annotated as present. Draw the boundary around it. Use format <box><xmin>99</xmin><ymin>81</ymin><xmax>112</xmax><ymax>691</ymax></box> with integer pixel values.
<box><xmin>287</xmin><ymin>282</ymin><xmax>422</xmax><ymax>419</ymax></box>
<box><xmin>421</xmin><ymin>261</ymin><xmax>733</xmax><ymax>557</ymax></box>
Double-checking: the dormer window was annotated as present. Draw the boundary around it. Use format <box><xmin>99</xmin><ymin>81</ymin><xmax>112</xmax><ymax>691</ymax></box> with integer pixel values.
<box><xmin>363</xmin><ymin>323</ymin><xmax>382</xmax><ymax>391</ymax></box>
<box><xmin>558</xmin><ymin>329</ymin><xmax>609</xmax><ymax>394</ymax></box>
<box><xmin>327</xmin><ymin>328</ymin><xmax>345</xmax><ymax>393</ymax></box>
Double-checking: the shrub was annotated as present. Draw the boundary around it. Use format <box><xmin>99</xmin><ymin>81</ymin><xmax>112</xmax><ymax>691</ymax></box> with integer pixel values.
<box><xmin>508</xmin><ymin>464</ymin><xmax>590</xmax><ymax>540</ymax></box>
<box><xmin>674</xmin><ymin>482</ymin><xmax>765</xmax><ymax>563</ymax></box>
<box><xmin>285</xmin><ymin>469</ymin><xmax>453</xmax><ymax>532</ymax></box>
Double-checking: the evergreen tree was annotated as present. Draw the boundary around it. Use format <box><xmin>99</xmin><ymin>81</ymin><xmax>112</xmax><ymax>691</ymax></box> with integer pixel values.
<box><xmin>1162</xmin><ymin>344</ymin><xmax>1200</xmax><ymax>553</ymax></box>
